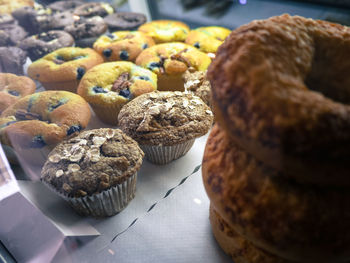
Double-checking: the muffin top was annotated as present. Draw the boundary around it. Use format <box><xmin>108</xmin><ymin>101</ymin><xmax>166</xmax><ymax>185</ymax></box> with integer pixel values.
<box><xmin>183</xmin><ymin>69</ymin><xmax>211</xmax><ymax>108</ymax></box>
<box><xmin>41</xmin><ymin>128</ymin><xmax>144</xmax><ymax>198</ymax></box>
<box><xmin>118</xmin><ymin>91</ymin><xmax>213</xmax><ymax>145</ymax></box>
<box><xmin>138</xmin><ymin>20</ymin><xmax>189</xmax><ymax>43</ymax></box>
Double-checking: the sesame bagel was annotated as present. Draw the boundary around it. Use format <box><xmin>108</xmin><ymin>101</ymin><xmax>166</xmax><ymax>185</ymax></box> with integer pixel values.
<box><xmin>208</xmin><ymin>14</ymin><xmax>350</xmax><ymax>187</ymax></box>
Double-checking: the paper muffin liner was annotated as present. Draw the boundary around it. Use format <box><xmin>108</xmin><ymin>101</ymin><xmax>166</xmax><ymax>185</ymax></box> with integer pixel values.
<box><xmin>141</xmin><ymin>139</ymin><xmax>195</xmax><ymax>165</ymax></box>
<box><xmin>91</xmin><ymin>102</ymin><xmax>126</xmax><ymax>125</ymax></box>
<box><xmin>43</xmin><ymin>173</ymin><xmax>137</xmax><ymax>217</ymax></box>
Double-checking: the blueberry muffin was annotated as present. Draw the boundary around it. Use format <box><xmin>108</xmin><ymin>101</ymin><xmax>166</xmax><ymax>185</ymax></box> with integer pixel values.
<box><xmin>28</xmin><ymin>47</ymin><xmax>103</xmax><ymax>92</ymax></box>
<box><xmin>0</xmin><ymin>0</ymin><xmax>34</xmax><ymax>15</ymax></box>
<box><xmin>0</xmin><ymin>73</ymin><xmax>36</xmax><ymax>113</ymax></box>
<box><xmin>64</xmin><ymin>16</ymin><xmax>107</xmax><ymax>47</ymax></box>
<box><xmin>0</xmin><ymin>90</ymin><xmax>91</xmax><ymax>165</ymax></box>
<box><xmin>77</xmin><ymin>61</ymin><xmax>157</xmax><ymax>125</ymax></box>
<box><xmin>41</xmin><ymin>128</ymin><xmax>144</xmax><ymax>217</ymax></box>
<box><xmin>20</xmin><ymin>30</ymin><xmax>74</xmax><ymax>61</ymax></box>
<box><xmin>104</xmin><ymin>12</ymin><xmax>146</xmax><ymax>31</ymax></box>
<box><xmin>185</xmin><ymin>26</ymin><xmax>231</xmax><ymax>55</ymax></box>
<box><xmin>135</xmin><ymin>42</ymin><xmax>211</xmax><ymax>91</ymax></box>
<box><xmin>138</xmin><ymin>20</ymin><xmax>190</xmax><ymax>43</ymax></box>
<box><xmin>118</xmin><ymin>91</ymin><xmax>213</xmax><ymax>164</ymax></box>
<box><xmin>93</xmin><ymin>31</ymin><xmax>154</xmax><ymax>62</ymax></box>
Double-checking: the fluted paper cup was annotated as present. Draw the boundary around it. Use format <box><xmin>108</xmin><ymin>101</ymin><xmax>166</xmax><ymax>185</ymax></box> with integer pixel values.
<box><xmin>43</xmin><ymin>173</ymin><xmax>137</xmax><ymax>217</ymax></box>
<box><xmin>141</xmin><ymin>139</ymin><xmax>195</xmax><ymax>165</ymax></box>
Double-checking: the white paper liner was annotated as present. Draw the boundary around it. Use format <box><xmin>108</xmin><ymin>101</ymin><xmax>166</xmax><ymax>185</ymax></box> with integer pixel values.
<box><xmin>141</xmin><ymin>139</ymin><xmax>195</xmax><ymax>165</ymax></box>
<box><xmin>43</xmin><ymin>173</ymin><xmax>137</xmax><ymax>217</ymax></box>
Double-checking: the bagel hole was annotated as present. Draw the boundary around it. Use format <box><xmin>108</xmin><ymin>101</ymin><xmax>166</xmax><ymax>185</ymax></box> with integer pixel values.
<box><xmin>305</xmin><ymin>45</ymin><xmax>350</xmax><ymax>104</ymax></box>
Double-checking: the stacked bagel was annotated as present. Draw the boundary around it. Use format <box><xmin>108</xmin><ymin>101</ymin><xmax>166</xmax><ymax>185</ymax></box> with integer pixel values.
<box><xmin>202</xmin><ymin>14</ymin><xmax>350</xmax><ymax>263</ymax></box>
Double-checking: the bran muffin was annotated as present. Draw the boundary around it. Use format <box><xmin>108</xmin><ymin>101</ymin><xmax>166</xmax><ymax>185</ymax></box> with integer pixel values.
<box><xmin>27</xmin><ymin>47</ymin><xmax>103</xmax><ymax>92</ymax></box>
<box><xmin>0</xmin><ymin>46</ymin><xmax>27</xmax><ymax>75</ymax></box>
<box><xmin>183</xmin><ymin>69</ymin><xmax>212</xmax><ymax>108</ymax></box>
<box><xmin>135</xmin><ymin>42</ymin><xmax>211</xmax><ymax>91</ymax></box>
<box><xmin>41</xmin><ymin>128</ymin><xmax>144</xmax><ymax>217</ymax></box>
<box><xmin>77</xmin><ymin>61</ymin><xmax>157</xmax><ymax>125</ymax></box>
<box><xmin>118</xmin><ymin>90</ymin><xmax>213</xmax><ymax>164</ymax></box>
<box><xmin>104</xmin><ymin>12</ymin><xmax>146</xmax><ymax>31</ymax></box>
<box><xmin>0</xmin><ymin>73</ymin><xmax>36</xmax><ymax>114</ymax></box>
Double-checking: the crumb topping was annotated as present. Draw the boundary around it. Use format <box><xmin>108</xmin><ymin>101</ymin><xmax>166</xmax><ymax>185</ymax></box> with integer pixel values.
<box><xmin>118</xmin><ymin>91</ymin><xmax>213</xmax><ymax>145</ymax></box>
<box><xmin>41</xmin><ymin>128</ymin><xmax>144</xmax><ymax>197</ymax></box>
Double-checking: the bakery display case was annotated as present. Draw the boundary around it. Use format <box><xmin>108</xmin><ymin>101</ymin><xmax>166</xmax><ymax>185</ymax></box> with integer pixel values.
<box><xmin>1</xmin><ymin>0</ymin><xmax>350</xmax><ymax>262</ymax></box>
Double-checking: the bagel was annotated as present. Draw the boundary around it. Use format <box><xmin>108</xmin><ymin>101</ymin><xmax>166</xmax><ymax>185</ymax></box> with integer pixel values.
<box><xmin>207</xmin><ymin>14</ymin><xmax>350</xmax><ymax>187</ymax></box>
<box><xmin>203</xmin><ymin>124</ymin><xmax>350</xmax><ymax>263</ymax></box>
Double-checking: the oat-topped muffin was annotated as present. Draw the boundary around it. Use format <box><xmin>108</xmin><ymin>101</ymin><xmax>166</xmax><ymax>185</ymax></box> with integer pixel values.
<box><xmin>183</xmin><ymin>69</ymin><xmax>212</xmax><ymax>108</ymax></box>
<box><xmin>118</xmin><ymin>90</ymin><xmax>213</xmax><ymax>164</ymax></box>
<box><xmin>41</xmin><ymin>128</ymin><xmax>144</xmax><ymax>217</ymax></box>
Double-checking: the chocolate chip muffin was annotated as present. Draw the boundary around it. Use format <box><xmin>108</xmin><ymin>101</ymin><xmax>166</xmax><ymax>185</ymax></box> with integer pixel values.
<box><xmin>0</xmin><ymin>46</ymin><xmax>27</xmax><ymax>75</ymax></box>
<box><xmin>48</xmin><ymin>0</ymin><xmax>84</xmax><ymax>13</ymax></box>
<box><xmin>41</xmin><ymin>128</ymin><xmax>144</xmax><ymax>217</ymax></box>
<box><xmin>64</xmin><ymin>16</ymin><xmax>107</xmax><ymax>47</ymax></box>
<box><xmin>118</xmin><ymin>90</ymin><xmax>213</xmax><ymax>164</ymax></box>
<box><xmin>104</xmin><ymin>12</ymin><xmax>147</xmax><ymax>31</ymax></box>
<box><xmin>0</xmin><ymin>24</ymin><xmax>27</xmax><ymax>46</ymax></box>
<box><xmin>20</xmin><ymin>30</ymin><xmax>74</xmax><ymax>61</ymax></box>
<box><xmin>73</xmin><ymin>2</ymin><xmax>114</xmax><ymax>18</ymax></box>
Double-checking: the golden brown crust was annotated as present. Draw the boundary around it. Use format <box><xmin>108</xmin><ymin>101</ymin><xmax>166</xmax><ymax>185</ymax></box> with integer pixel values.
<box><xmin>209</xmin><ymin>204</ymin><xmax>291</xmax><ymax>263</ymax></box>
<box><xmin>136</xmin><ymin>42</ymin><xmax>211</xmax><ymax>91</ymax></box>
<box><xmin>0</xmin><ymin>73</ymin><xmax>36</xmax><ymax>114</ymax></box>
<box><xmin>203</xmin><ymin>124</ymin><xmax>350</xmax><ymax>263</ymax></box>
<box><xmin>0</xmin><ymin>91</ymin><xmax>91</xmax><ymax>148</ymax></box>
<box><xmin>208</xmin><ymin>14</ymin><xmax>350</xmax><ymax>187</ymax></box>
<box><xmin>138</xmin><ymin>20</ymin><xmax>189</xmax><ymax>43</ymax></box>
<box><xmin>28</xmin><ymin>47</ymin><xmax>103</xmax><ymax>93</ymax></box>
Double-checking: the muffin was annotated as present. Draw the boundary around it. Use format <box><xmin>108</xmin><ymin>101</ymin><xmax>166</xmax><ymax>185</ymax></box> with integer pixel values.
<box><xmin>27</xmin><ymin>47</ymin><xmax>103</xmax><ymax>92</ymax></box>
<box><xmin>48</xmin><ymin>0</ymin><xmax>83</xmax><ymax>13</ymax></box>
<box><xmin>93</xmin><ymin>31</ymin><xmax>155</xmax><ymax>62</ymax></box>
<box><xmin>0</xmin><ymin>73</ymin><xmax>36</xmax><ymax>114</ymax></box>
<box><xmin>0</xmin><ymin>90</ymin><xmax>91</xmax><ymax>165</ymax></box>
<box><xmin>11</xmin><ymin>4</ymin><xmax>53</xmax><ymax>35</ymax></box>
<box><xmin>20</xmin><ymin>30</ymin><xmax>74</xmax><ymax>61</ymax></box>
<box><xmin>0</xmin><ymin>0</ymin><xmax>34</xmax><ymax>15</ymax></box>
<box><xmin>73</xmin><ymin>2</ymin><xmax>114</xmax><ymax>18</ymax></box>
<box><xmin>185</xmin><ymin>26</ymin><xmax>231</xmax><ymax>55</ymax></box>
<box><xmin>118</xmin><ymin>91</ymin><xmax>213</xmax><ymax>164</ymax></box>
<box><xmin>77</xmin><ymin>61</ymin><xmax>157</xmax><ymax>125</ymax></box>
<box><xmin>138</xmin><ymin>20</ymin><xmax>190</xmax><ymax>43</ymax></box>
<box><xmin>104</xmin><ymin>12</ymin><xmax>147</xmax><ymax>31</ymax></box>
<box><xmin>41</xmin><ymin>128</ymin><xmax>144</xmax><ymax>217</ymax></box>
<box><xmin>0</xmin><ymin>24</ymin><xmax>27</xmax><ymax>46</ymax></box>
<box><xmin>64</xmin><ymin>16</ymin><xmax>107</xmax><ymax>47</ymax></box>
<box><xmin>135</xmin><ymin>42</ymin><xmax>211</xmax><ymax>91</ymax></box>
<box><xmin>0</xmin><ymin>46</ymin><xmax>27</xmax><ymax>75</ymax></box>
<box><xmin>183</xmin><ymin>69</ymin><xmax>212</xmax><ymax>108</ymax></box>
